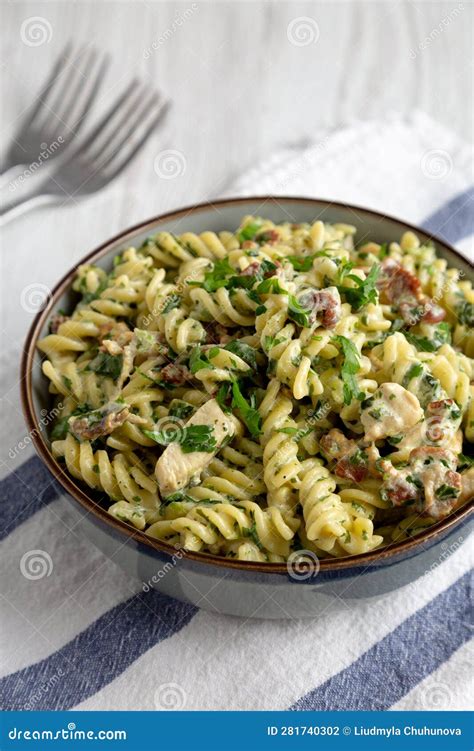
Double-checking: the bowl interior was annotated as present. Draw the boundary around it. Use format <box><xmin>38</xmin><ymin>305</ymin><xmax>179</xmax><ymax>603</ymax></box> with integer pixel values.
<box><xmin>23</xmin><ymin>196</ymin><xmax>474</xmax><ymax>572</ymax></box>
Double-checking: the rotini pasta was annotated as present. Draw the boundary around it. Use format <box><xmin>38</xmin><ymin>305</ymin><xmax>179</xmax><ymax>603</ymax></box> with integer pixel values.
<box><xmin>38</xmin><ymin>216</ymin><xmax>473</xmax><ymax>562</ymax></box>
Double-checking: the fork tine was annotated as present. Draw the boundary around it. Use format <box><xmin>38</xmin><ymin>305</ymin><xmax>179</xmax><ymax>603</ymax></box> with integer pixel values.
<box><xmin>47</xmin><ymin>45</ymin><xmax>96</xmax><ymax>125</ymax></box>
<box><xmin>71</xmin><ymin>53</ymin><xmax>110</xmax><ymax>130</ymax></box>
<box><xmin>36</xmin><ymin>44</ymin><xmax>89</xmax><ymax>127</ymax></box>
<box><xmin>76</xmin><ymin>80</ymin><xmax>139</xmax><ymax>155</ymax></box>
<box><xmin>86</xmin><ymin>85</ymin><xmax>158</xmax><ymax>162</ymax></box>
<box><xmin>103</xmin><ymin>100</ymin><xmax>170</xmax><ymax>181</ymax></box>
<box><xmin>56</xmin><ymin>48</ymin><xmax>108</xmax><ymax>132</ymax></box>
<box><xmin>28</xmin><ymin>43</ymin><xmax>74</xmax><ymax>123</ymax></box>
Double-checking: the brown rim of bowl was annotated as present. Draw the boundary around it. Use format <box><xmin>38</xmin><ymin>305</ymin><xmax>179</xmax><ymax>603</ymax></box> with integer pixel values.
<box><xmin>20</xmin><ymin>195</ymin><xmax>473</xmax><ymax>574</ymax></box>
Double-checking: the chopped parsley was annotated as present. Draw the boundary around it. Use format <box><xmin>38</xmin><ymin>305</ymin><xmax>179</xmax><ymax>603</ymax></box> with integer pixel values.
<box><xmin>286</xmin><ymin>254</ymin><xmax>318</xmax><ymax>272</ymax></box>
<box><xmin>402</xmin><ymin>362</ymin><xmax>424</xmax><ymax>388</ymax></box>
<box><xmin>456</xmin><ymin>301</ymin><xmax>474</xmax><ymax>327</ymax></box>
<box><xmin>288</xmin><ymin>295</ymin><xmax>310</xmax><ymax>328</ymax></box>
<box><xmin>435</xmin><ymin>484</ymin><xmax>459</xmax><ymax>500</ymax></box>
<box><xmin>189</xmin><ymin>346</ymin><xmax>211</xmax><ymax>374</ymax></box>
<box><xmin>168</xmin><ymin>400</ymin><xmax>194</xmax><ymax>419</ymax></box>
<box><xmin>237</xmin><ymin>220</ymin><xmax>263</xmax><ymax>243</ymax></box>
<box><xmin>224</xmin><ymin>340</ymin><xmax>258</xmax><ymax>370</ymax></box>
<box><xmin>337</xmin><ymin>264</ymin><xmax>380</xmax><ymax>311</ymax></box>
<box><xmin>332</xmin><ymin>335</ymin><xmax>364</xmax><ymax>405</ymax></box>
<box><xmin>86</xmin><ymin>352</ymin><xmax>123</xmax><ymax>381</ymax></box>
<box><xmin>191</xmin><ymin>258</ymin><xmax>234</xmax><ymax>292</ymax></box>
<box><xmin>458</xmin><ymin>454</ymin><xmax>474</xmax><ymax>471</ymax></box>
<box><xmin>143</xmin><ymin>424</ymin><xmax>217</xmax><ymax>453</ymax></box>
<box><xmin>162</xmin><ymin>294</ymin><xmax>181</xmax><ymax>314</ymax></box>
<box><xmin>231</xmin><ymin>381</ymin><xmax>262</xmax><ymax>437</ymax></box>
<box><xmin>404</xmin><ymin>322</ymin><xmax>451</xmax><ymax>352</ymax></box>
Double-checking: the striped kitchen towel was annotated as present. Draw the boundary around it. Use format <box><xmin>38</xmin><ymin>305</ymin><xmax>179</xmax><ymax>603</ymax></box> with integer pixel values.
<box><xmin>1</xmin><ymin>112</ymin><xmax>473</xmax><ymax>712</ymax></box>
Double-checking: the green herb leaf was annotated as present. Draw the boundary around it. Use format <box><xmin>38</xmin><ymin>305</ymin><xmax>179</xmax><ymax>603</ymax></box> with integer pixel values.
<box><xmin>86</xmin><ymin>352</ymin><xmax>123</xmax><ymax>381</ymax></box>
<box><xmin>168</xmin><ymin>400</ymin><xmax>194</xmax><ymax>419</ymax></box>
<box><xmin>224</xmin><ymin>340</ymin><xmax>258</xmax><ymax>370</ymax></box>
<box><xmin>189</xmin><ymin>346</ymin><xmax>211</xmax><ymax>374</ymax></box>
<box><xmin>143</xmin><ymin>424</ymin><xmax>217</xmax><ymax>453</ymax></box>
<box><xmin>337</xmin><ymin>264</ymin><xmax>380</xmax><ymax>311</ymax></box>
<box><xmin>287</xmin><ymin>254</ymin><xmax>318</xmax><ymax>272</ymax></box>
<box><xmin>231</xmin><ymin>381</ymin><xmax>262</xmax><ymax>437</ymax></box>
<box><xmin>50</xmin><ymin>416</ymin><xmax>70</xmax><ymax>441</ymax></box>
<box><xmin>255</xmin><ymin>277</ymin><xmax>287</xmax><ymax>295</ymax></box>
<box><xmin>404</xmin><ymin>322</ymin><xmax>451</xmax><ymax>352</ymax></box>
<box><xmin>162</xmin><ymin>294</ymin><xmax>181</xmax><ymax>314</ymax></box>
<box><xmin>332</xmin><ymin>335</ymin><xmax>364</xmax><ymax>405</ymax></box>
<box><xmin>456</xmin><ymin>300</ymin><xmax>474</xmax><ymax>327</ymax></box>
<box><xmin>288</xmin><ymin>295</ymin><xmax>310</xmax><ymax>327</ymax></box>
<box><xmin>194</xmin><ymin>258</ymin><xmax>234</xmax><ymax>293</ymax></box>
<box><xmin>458</xmin><ymin>454</ymin><xmax>474</xmax><ymax>471</ymax></box>
<box><xmin>237</xmin><ymin>220</ymin><xmax>263</xmax><ymax>243</ymax></box>
<box><xmin>435</xmin><ymin>484</ymin><xmax>459</xmax><ymax>500</ymax></box>
<box><xmin>402</xmin><ymin>362</ymin><xmax>424</xmax><ymax>388</ymax></box>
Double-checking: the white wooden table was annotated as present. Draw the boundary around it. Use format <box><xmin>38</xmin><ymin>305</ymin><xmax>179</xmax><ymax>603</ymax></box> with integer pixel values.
<box><xmin>0</xmin><ymin>0</ymin><xmax>472</xmax><ymax>392</ymax></box>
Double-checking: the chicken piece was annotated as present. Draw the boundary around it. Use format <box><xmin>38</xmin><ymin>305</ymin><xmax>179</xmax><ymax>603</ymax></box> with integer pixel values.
<box><xmin>380</xmin><ymin>447</ymin><xmax>462</xmax><ymax>518</ymax></box>
<box><xmin>133</xmin><ymin>329</ymin><xmax>168</xmax><ymax>358</ymax></box>
<box><xmin>459</xmin><ymin>467</ymin><xmax>474</xmax><ymax>504</ymax></box>
<box><xmin>361</xmin><ymin>383</ymin><xmax>424</xmax><ymax>442</ymax></box>
<box><xmin>409</xmin><ymin>447</ymin><xmax>461</xmax><ymax>518</ymax></box>
<box><xmin>102</xmin><ymin>339</ymin><xmax>123</xmax><ymax>356</ymax></box>
<box><xmin>319</xmin><ymin>428</ymin><xmax>380</xmax><ymax>482</ymax></box>
<box><xmin>297</xmin><ymin>286</ymin><xmax>341</xmax><ymax>328</ymax></box>
<box><xmin>155</xmin><ymin>399</ymin><xmax>235</xmax><ymax>497</ymax></box>
<box><xmin>424</xmin><ymin>399</ymin><xmax>462</xmax><ymax>444</ymax></box>
<box><xmin>379</xmin><ymin>461</ymin><xmax>419</xmax><ymax>505</ymax></box>
<box><xmin>69</xmin><ymin>402</ymin><xmax>144</xmax><ymax>441</ymax></box>
<box><xmin>98</xmin><ymin>321</ymin><xmax>133</xmax><ymax>349</ymax></box>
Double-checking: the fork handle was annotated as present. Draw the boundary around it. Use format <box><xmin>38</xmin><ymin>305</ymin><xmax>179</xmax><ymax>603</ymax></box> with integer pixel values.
<box><xmin>0</xmin><ymin>187</ymin><xmax>59</xmax><ymax>224</ymax></box>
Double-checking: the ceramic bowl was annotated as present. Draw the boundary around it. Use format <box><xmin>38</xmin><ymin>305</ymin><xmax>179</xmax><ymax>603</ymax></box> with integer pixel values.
<box><xmin>21</xmin><ymin>197</ymin><xmax>473</xmax><ymax>618</ymax></box>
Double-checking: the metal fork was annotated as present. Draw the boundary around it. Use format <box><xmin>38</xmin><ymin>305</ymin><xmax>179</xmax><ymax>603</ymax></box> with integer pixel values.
<box><xmin>1</xmin><ymin>82</ymin><xmax>169</xmax><ymax>222</ymax></box>
<box><xmin>1</xmin><ymin>44</ymin><xmax>109</xmax><ymax>183</ymax></box>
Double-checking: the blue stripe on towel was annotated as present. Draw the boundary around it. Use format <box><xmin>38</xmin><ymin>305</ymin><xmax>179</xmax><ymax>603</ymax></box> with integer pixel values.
<box><xmin>0</xmin><ymin>456</ymin><xmax>61</xmax><ymax>541</ymax></box>
<box><xmin>0</xmin><ymin>588</ymin><xmax>197</xmax><ymax>710</ymax></box>
<box><xmin>290</xmin><ymin>570</ymin><xmax>472</xmax><ymax>711</ymax></box>
<box><xmin>422</xmin><ymin>185</ymin><xmax>474</xmax><ymax>244</ymax></box>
